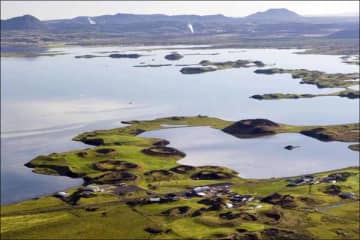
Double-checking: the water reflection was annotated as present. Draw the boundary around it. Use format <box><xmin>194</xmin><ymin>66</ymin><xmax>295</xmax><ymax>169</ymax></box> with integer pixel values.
<box><xmin>141</xmin><ymin>126</ymin><xmax>358</xmax><ymax>179</ymax></box>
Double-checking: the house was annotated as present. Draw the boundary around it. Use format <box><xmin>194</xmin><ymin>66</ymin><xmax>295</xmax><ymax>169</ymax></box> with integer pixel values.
<box><xmin>192</xmin><ymin>186</ymin><xmax>210</xmax><ymax>197</ymax></box>
<box><xmin>83</xmin><ymin>184</ymin><xmax>103</xmax><ymax>192</ymax></box>
<box><xmin>287</xmin><ymin>175</ymin><xmax>316</xmax><ymax>187</ymax></box>
<box><xmin>54</xmin><ymin>191</ymin><xmax>69</xmax><ymax>198</ymax></box>
<box><xmin>230</xmin><ymin>194</ymin><xmax>255</xmax><ymax>205</ymax></box>
<box><xmin>226</xmin><ymin>203</ymin><xmax>233</xmax><ymax>208</ymax></box>
<box><xmin>149</xmin><ymin>197</ymin><xmax>161</xmax><ymax>203</ymax></box>
<box><xmin>196</xmin><ymin>192</ymin><xmax>207</xmax><ymax>197</ymax></box>
<box><xmin>193</xmin><ymin>186</ymin><xmax>210</xmax><ymax>193</ymax></box>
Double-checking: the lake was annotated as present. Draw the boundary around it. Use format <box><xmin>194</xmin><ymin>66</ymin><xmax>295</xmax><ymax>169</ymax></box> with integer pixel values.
<box><xmin>1</xmin><ymin>46</ymin><xmax>359</xmax><ymax>204</ymax></box>
<box><xmin>140</xmin><ymin>126</ymin><xmax>358</xmax><ymax>179</ymax></box>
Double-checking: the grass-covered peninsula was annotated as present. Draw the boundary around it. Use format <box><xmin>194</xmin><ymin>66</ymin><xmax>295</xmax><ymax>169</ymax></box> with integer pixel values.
<box><xmin>1</xmin><ymin>116</ymin><xmax>359</xmax><ymax>239</ymax></box>
<box><xmin>251</xmin><ymin>68</ymin><xmax>359</xmax><ymax>101</ymax></box>
<box><xmin>254</xmin><ymin>68</ymin><xmax>359</xmax><ymax>89</ymax></box>
<box><xmin>251</xmin><ymin>89</ymin><xmax>360</xmax><ymax>100</ymax></box>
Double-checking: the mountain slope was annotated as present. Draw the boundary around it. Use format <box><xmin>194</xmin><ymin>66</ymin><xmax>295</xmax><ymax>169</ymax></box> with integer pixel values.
<box><xmin>1</xmin><ymin>15</ymin><xmax>45</xmax><ymax>30</ymax></box>
<box><xmin>245</xmin><ymin>8</ymin><xmax>302</xmax><ymax>22</ymax></box>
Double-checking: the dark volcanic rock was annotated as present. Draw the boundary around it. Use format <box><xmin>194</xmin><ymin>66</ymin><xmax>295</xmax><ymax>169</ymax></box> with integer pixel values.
<box><xmin>264</xmin><ymin>209</ymin><xmax>282</xmax><ymax>221</ymax></box>
<box><xmin>95</xmin><ymin>148</ymin><xmax>116</xmax><ymax>155</ymax></box>
<box><xmin>109</xmin><ymin>53</ymin><xmax>142</xmax><ymax>59</ymax></box>
<box><xmin>219</xmin><ymin>211</ymin><xmax>257</xmax><ymax>221</ymax></box>
<box><xmin>240</xmin><ymin>233</ymin><xmax>262</xmax><ymax>240</ymax></box>
<box><xmin>25</xmin><ymin>156</ymin><xmax>80</xmax><ymax>178</ymax></box>
<box><xmin>93</xmin><ymin>160</ymin><xmax>138</xmax><ymax>171</ymax></box>
<box><xmin>284</xmin><ymin>145</ymin><xmax>299</xmax><ymax>150</ymax></box>
<box><xmin>77</xmin><ymin>151</ymin><xmax>89</xmax><ymax>158</ymax></box>
<box><xmin>324</xmin><ymin>184</ymin><xmax>342</xmax><ymax>195</ymax></box>
<box><xmin>261</xmin><ymin>228</ymin><xmax>313</xmax><ymax>240</ymax></box>
<box><xmin>338</xmin><ymin>90</ymin><xmax>360</xmax><ymax>99</ymax></box>
<box><xmin>261</xmin><ymin>193</ymin><xmax>297</xmax><ymax>209</ymax></box>
<box><xmin>298</xmin><ymin>196</ymin><xmax>319</xmax><ymax>206</ymax></box>
<box><xmin>191</xmin><ymin>170</ymin><xmax>233</xmax><ymax>180</ymax></box>
<box><xmin>121</xmin><ymin>120</ymin><xmax>140</xmax><ymax>124</ymax></box>
<box><xmin>198</xmin><ymin>197</ymin><xmax>224</xmax><ymax>211</ymax></box>
<box><xmin>253</xmin><ymin>60</ymin><xmax>266</xmax><ymax>67</ymax></box>
<box><xmin>75</xmin><ymin>55</ymin><xmax>102</xmax><ymax>59</ymax></box>
<box><xmin>164</xmin><ymin>52</ymin><xmax>184</xmax><ymax>61</ymax></box>
<box><xmin>162</xmin><ymin>206</ymin><xmax>191</xmax><ymax>216</ymax></box>
<box><xmin>191</xmin><ymin>209</ymin><xmax>203</xmax><ymax>217</ymax></box>
<box><xmin>90</xmin><ymin>171</ymin><xmax>137</xmax><ymax>184</ymax></box>
<box><xmin>327</xmin><ymin>172</ymin><xmax>354</xmax><ymax>182</ymax></box>
<box><xmin>254</xmin><ymin>68</ymin><xmax>286</xmax><ymax>74</ymax></box>
<box><xmin>180</xmin><ymin>66</ymin><xmax>217</xmax><ymax>74</ymax></box>
<box><xmin>81</xmin><ymin>138</ymin><xmax>104</xmax><ymax>146</ymax></box>
<box><xmin>170</xmin><ymin>116</ymin><xmax>185</xmax><ymax>120</ymax></box>
<box><xmin>153</xmin><ymin>139</ymin><xmax>170</xmax><ymax>147</ymax></box>
<box><xmin>144</xmin><ymin>227</ymin><xmax>164</xmax><ymax>234</ymax></box>
<box><xmin>300</xmin><ymin>128</ymin><xmax>333</xmax><ymax>141</ymax></box>
<box><xmin>223</xmin><ymin>119</ymin><xmax>279</xmax><ymax>137</ymax></box>
<box><xmin>142</xmin><ymin>146</ymin><xmax>185</xmax><ymax>157</ymax></box>
<box><xmin>170</xmin><ymin>165</ymin><xmax>195</xmax><ymax>174</ymax></box>
<box><xmin>144</xmin><ymin>169</ymin><xmax>173</xmax><ymax>177</ymax></box>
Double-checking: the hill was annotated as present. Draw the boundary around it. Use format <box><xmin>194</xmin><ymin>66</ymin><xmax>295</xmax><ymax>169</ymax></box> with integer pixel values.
<box><xmin>245</xmin><ymin>8</ymin><xmax>302</xmax><ymax>22</ymax></box>
<box><xmin>1</xmin><ymin>15</ymin><xmax>45</xmax><ymax>30</ymax></box>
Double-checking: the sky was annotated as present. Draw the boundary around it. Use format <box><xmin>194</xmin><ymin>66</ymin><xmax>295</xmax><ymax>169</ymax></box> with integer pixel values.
<box><xmin>1</xmin><ymin>1</ymin><xmax>359</xmax><ymax>20</ymax></box>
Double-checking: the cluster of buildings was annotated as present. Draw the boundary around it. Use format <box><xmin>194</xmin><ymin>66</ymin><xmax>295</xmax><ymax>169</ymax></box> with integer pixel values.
<box><xmin>185</xmin><ymin>183</ymin><xmax>257</xmax><ymax>208</ymax></box>
<box><xmin>54</xmin><ymin>184</ymin><xmax>106</xmax><ymax>200</ymax></box>
<box><xmin>186</xmin><ymin>183</ymin><xmax>232</xmax><ymax>198</ymax></box>
<box><xmin>287</xmin><ymin>172</ymin><xmax>352</xmax><ymax>187</ymax></box>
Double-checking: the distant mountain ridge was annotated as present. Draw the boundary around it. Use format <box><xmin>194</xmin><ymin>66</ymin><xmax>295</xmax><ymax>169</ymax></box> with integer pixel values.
<box><xmin>1</xmin><ymin>15</ymin><xmax>45</xmax><ymax>30</ymax></box>
<box><xmin>245</xmin><ymin>8</ymin><xmax>302</xmax><ymax>22</ymax></box>
<box><xmin>1</xmin><ymin>9</ymin><xmax>358</xmax><ymax>39</ymax></box>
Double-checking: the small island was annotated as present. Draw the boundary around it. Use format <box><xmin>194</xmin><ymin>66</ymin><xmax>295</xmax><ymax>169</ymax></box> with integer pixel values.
<box><xmin>341</xmin><ymin>55</ymin><xmax>360</xmax><ymax>65</ymax></box>
<box><xmin>133</xmin><ymin>64</ymin><xmax>172</xmax><ymax>68</ymax></box>
<box><xmin>109</xmin><ymin>53</ymin><xmax>142</xmax><ymax>59</ymax></box>
<box><xmin>254</xmin><ymin>68</ymin><xmax>359</xmax><ymax>89</ymax></box>
<box><xmin>180</xmin><ymin>59</ymin><xmax>266</xmax><ymax>74</ymax></box>
<box><xmin>251</xmin><ymin>89</ymin><xmax>360</xmax><ymax>100</ymax></box>
<box><xmin>165</xmin><ymin>52</ymin><xmax>184</xmax><ymax>61</ymax></box>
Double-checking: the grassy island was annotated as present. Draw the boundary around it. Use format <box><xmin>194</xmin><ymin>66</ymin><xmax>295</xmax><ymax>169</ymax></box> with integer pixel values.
<box><xmin>1</xmin><ymin>116</ymin><xmax>359</xmax><ymax>239</ymax></box>
<box><xmin>180</xmin><ymin>59</ymin><xmax>266</xmax><ymax>74</ymax></box>
<box><xmin>251</xmin><ymin>89</ymin><xmax>360</xmax><ymax>100</ymax></box>
<box><xmin>251</xmin><ymin>68</ymin><xmax>359</xmax><ymax>101</ymax></box>
<box><xmin>254</xmin><ymin>68</ymin><xmax>359</xmax><ymax>89</ymax></box>
<box><xmin>165</xmin><ymin>52</ymin><xmax>184</xmax><ymax>61</ymax></box>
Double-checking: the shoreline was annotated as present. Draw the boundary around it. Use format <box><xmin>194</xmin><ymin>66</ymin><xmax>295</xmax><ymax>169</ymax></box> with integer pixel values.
<box><xmin>8</xmin><ymin>116</ymin><xmax>359</xmax><ymax>206</ymax></box>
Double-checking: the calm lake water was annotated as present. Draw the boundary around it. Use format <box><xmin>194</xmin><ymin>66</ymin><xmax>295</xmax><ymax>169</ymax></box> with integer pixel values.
<box><xmin>141</xmin><ymin>126</ymin><xmax>358</xmax><ymax>178</ymax></box>
<box><xmin>1</xmin><ymin>46</ymin><xmax>359</xmax><ymax>204</ymax></box>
